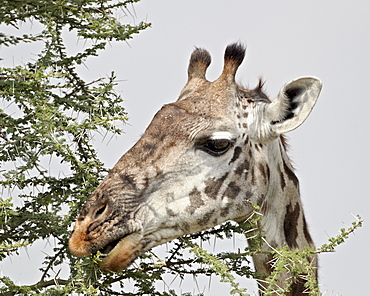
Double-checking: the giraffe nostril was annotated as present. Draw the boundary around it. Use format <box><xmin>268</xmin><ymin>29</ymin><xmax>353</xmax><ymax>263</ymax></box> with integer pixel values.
<box><xmin>94</xmin><ymin>204</ymin><xmax>107</xmax><ymax>220</ymax></box>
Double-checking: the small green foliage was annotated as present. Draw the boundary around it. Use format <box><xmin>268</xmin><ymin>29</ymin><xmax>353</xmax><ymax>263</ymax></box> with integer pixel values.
<box><xmin>188</xmin><ymin>242</ymin><xmax>249</xmax><ymax>296</ymax></box>
<box><xmin>317</xmin><ymin>214</ymin><xmax>363</xmax><ymax>253</ymax></box>
<box><xmin>238</xmin><ymin>204</ymin><xmax>265</xmax><ymax>253</ymax></box>
<box><xmin>261</xmin><ymin>246</ymin><xmax>319</xmax><ymax>296</ymax></box>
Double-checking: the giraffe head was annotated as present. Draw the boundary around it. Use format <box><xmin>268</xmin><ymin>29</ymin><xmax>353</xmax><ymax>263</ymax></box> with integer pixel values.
<box><xmin>69</xmin><ymin>43</ymin><xmax>322</xmax><ymax>272</ymax></box>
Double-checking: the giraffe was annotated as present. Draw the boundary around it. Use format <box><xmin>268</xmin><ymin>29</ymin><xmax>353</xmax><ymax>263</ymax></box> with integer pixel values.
<box><xmin>69</xmin><ymin>43</ymin><xmax>322</xmax><ymax>295</ymax></box>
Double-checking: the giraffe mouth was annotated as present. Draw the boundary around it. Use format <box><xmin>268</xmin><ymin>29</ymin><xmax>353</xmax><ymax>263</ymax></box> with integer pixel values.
<box><xmin>100</xmin><ymin>238</ymin><xmax>122</xmax><ymax>255</ymax></box>
<box><xmin>98</xmin><ymin>232</ymin><xmax>143</xmax><ymax>272</ymax></box>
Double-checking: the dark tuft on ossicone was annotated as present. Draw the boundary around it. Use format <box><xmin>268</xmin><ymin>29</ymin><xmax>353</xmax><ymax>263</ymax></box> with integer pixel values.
<box><xmin>190</xmin><ymin>48</ymin><xmax>211</xmax><ymax>68</ymax></box>
<box><xmin>224</xmin><ymin>43</ymin><xmax>246</xmax><ymax>66</ymax></box>
<box><xmin>188</xmin><ymin>48</ymin><xmax>212</xmax><ymax>79</ymax></box>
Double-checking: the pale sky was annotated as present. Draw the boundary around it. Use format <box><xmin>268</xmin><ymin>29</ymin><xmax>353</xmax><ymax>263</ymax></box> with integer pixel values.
<box><xmin>1</xmin><ymin>1</ymin><xmax>369</xmax><ymax>295</ymax></box>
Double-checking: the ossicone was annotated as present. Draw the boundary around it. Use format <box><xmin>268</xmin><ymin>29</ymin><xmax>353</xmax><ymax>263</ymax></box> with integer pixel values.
<box><xmin>217</xmin><ymin>42</ymin><xmax>246</xmax><ymax>83</ymax></box>
<box><xmin>187</xmin><ymin>47</ymin><xmax>212</xmax><ymax>81</ymax></box>
<box><xmin>224</xmin><ymin>42</ymin><xmax>246</xmax><ymax>67</ymax></box>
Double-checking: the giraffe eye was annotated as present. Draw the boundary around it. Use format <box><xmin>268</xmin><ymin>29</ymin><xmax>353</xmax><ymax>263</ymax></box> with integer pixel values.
<box><xmin>197</xmin><ymin>138</ymin><xmax>233</xmax><ymax>156</ymax></box>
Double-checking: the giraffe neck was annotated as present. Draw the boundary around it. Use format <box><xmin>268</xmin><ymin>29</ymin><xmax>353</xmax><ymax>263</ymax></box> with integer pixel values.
<box><xmin>247</xmin><ymin>139</ymin><xmax>316</xmax><ymax>294</ymax></box>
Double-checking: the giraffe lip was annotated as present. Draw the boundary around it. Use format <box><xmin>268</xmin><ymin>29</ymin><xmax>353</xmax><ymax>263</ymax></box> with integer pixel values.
<box><xmin>98</xmin><ymin>232</ymin><xmax>143</xmax><ymax>272</ymax></box>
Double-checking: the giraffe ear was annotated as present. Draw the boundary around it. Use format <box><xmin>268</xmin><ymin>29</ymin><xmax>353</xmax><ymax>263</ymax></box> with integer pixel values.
<box><xmin>265</xmin><ymin>76</ymin><xmax>322</xmax><ymax>135</ymax></box>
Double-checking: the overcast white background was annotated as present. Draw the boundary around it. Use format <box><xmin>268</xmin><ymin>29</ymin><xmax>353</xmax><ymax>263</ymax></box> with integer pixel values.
<box><xmin>1</xmin><ymin>1</ymin><xmax>369</xmax><ymax>295</ymax></box>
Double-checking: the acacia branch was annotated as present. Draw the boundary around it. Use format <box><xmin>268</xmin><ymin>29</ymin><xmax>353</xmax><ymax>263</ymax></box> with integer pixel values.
<box><xmin>39</xmin><ymin>248</ymin><xmax>65</xmax><ymax>283</ymax></box>
<box><xmin>2</xmin><ymin>279</ymin><xmax>69</xmax><ymax>296</ymax></box>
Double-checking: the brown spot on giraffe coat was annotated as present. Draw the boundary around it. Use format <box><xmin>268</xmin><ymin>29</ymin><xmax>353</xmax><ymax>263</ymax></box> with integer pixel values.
<box><xmin>204</xmin><ymin>173</ymin><xmax>228</xmax><ymax>199</ymax></box>
<box><xmin>186</xmin><ymin>187</ymin><xmax>205</xmax><ymax>214</ymax></box>
<box><xmin>229</xmin><ymin>146</ymin><xmax>242</xmax><ymax>164</ymax></box>
<box><xmin>235</xmin><ymin>159</ymin><xmax>249</xmax><ymax>175</ymax></box>
<box><xmin>286</xmin><ymin>279</ymin><xmax>308</xmax><ymax>296</ymax></box>
<box><xmin>284</xmin><ymin>202</ymin><xmax>300</xmax><ymax>248</ymax></box>
<box><xmin>224</xmin><ymin>181</ymin><xmax>241</xmax><ymax>199</ymax></box>
<box><xmin>283</xmin><ymin>160</ymin><xmax>299</xmax><ymax>188</ymax></box>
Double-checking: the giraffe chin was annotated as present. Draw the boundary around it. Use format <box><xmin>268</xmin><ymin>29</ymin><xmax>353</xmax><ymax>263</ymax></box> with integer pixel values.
<box><xmin>99</xmin><ymin>232</ymin><xmax>143</xmax><ymax>272</ymax></box>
